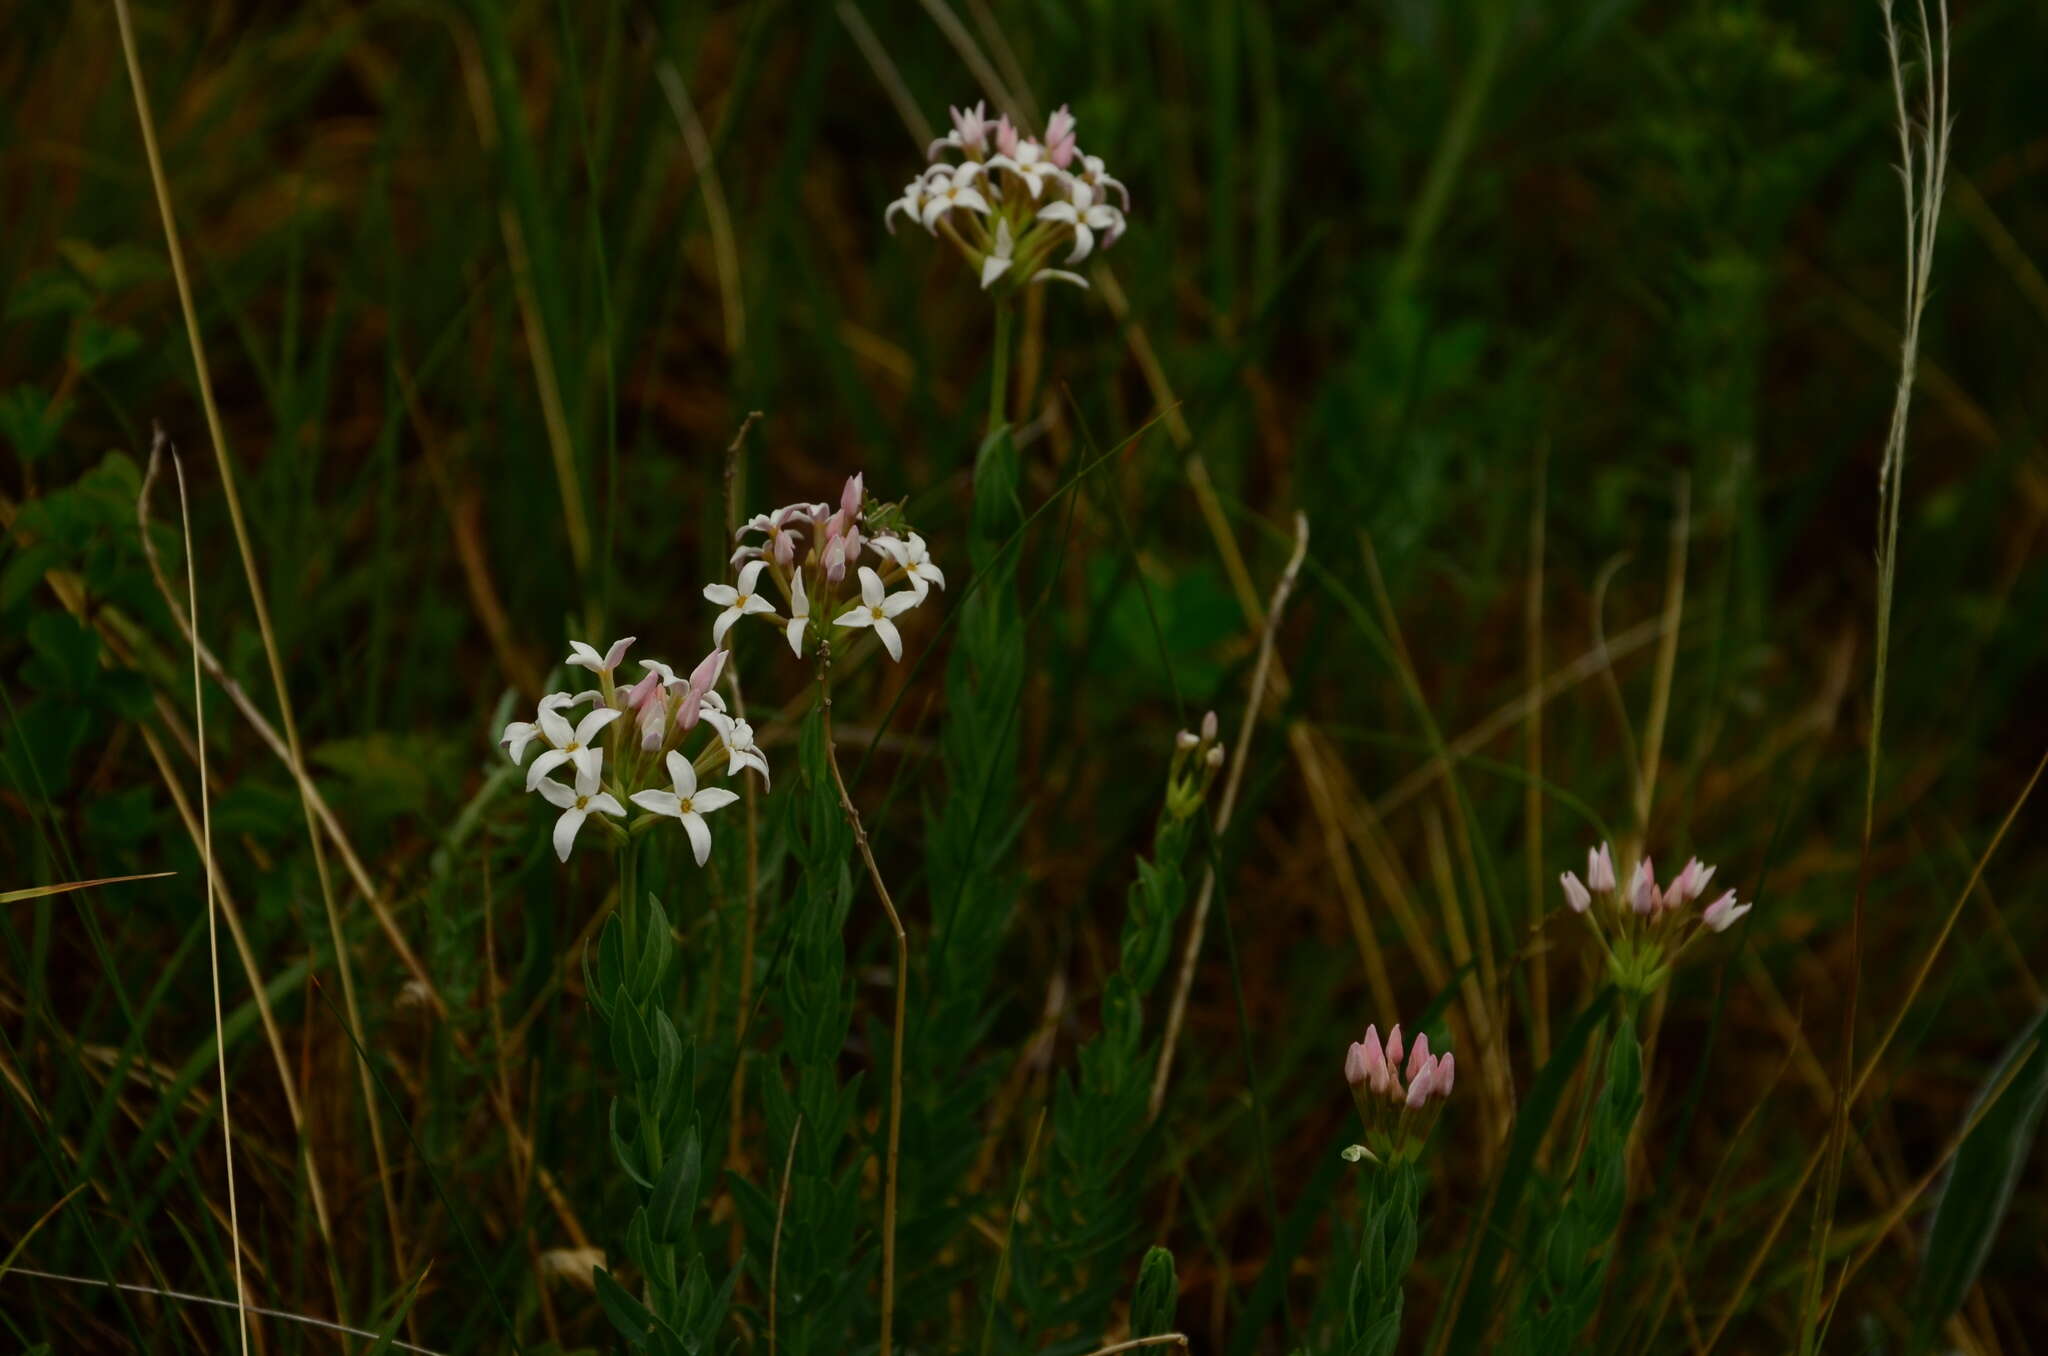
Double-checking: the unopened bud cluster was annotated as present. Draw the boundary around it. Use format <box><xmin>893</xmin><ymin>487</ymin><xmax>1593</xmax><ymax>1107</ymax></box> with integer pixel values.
<box><xmin>498</xmin><ymin>473</ymin><xmax>941</xmax><ymax>865</ymax></box>
<box><xmin>1559</xmin><ymin>841</ymin><xmax>1750</xmax><ymax>997</ymax></box>
<box><xmin>1342</xmin><ymin>1021</ymin><xmax>1455</xmax><ymax>1165</ymax></box>
<box><xmin>886</xmin><ymin>100</ymin><xmax>1130</xmax><ymax>294</ymax></box>
<box><xmin>1164</xmin><ymin>709</ymin><xmax>1224</xmax><ymax>821</ymax></box>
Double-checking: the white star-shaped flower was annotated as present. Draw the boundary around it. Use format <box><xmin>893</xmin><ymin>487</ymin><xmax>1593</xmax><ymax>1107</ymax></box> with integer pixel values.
<box><xmin>522</xmin><ymin>702</ymin><xmax>622</xmax><ymax>791</ymax></box>
<box><xmin>985</xmin><ymin>141</ymin><xmax>1064</xmax><ymax>199</ymax></box>
<box><xmin>629</xmin><ymin>751</ymin><xmax>740</xmax><ymax>866</ymax></box>
<box><xmin>565</xmin><ymin>636</ymin><xmax>636</xmax><ymax>676</ymax></box>
<box><xmin>1037</xmin><ymin>181</ymin><xmax>1124</xmax><ymax>264</ymax></box>
<box><xmin>702</xmin><ymin>709</ymin><xmax>770</xmax><ymax>787</ymax></box>
<box><xmin>535</xmin><ymin>757</ymin><xmax>625</xmax><ymax>862</ymax></box>
<box><xmin>832</xmin><ymin>565</ymin><xmax>921</xmax><ymax>662</ymax></box>
<box><xmin>501</xmin><ymin>691</ymin><xmax>588</xmax><ymax>764</ymax></box>
<box><xmin>919</xmin><ymin>165</ymin><xmax>993</xmax><ymax>230</ymax></box>
<box><xmin>703</xmin><ymin>560</ymin><xmax>779</xmax><ymax>646</ymax></box>
<box><xmin>884</xmin><ymin>177</ymin><xmax>929</xmax><ymax>234</ymax></box>
<box><xmin>872</xmin><ymin>533</ymin><xmax>945</xmax><ymax>599</ymax></box>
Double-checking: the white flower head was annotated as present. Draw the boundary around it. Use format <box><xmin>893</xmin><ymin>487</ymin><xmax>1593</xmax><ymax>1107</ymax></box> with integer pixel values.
<box><xmin>535</xmin><ymin>756</ymin><xmax>625</xmax><ymax>862</ymax></box>
<box><xmin>502</xmin><ymin>690</ymin><xmax>582</xmax><ymax>764</ymax></box>
<box><xmin>833</xmin><ymin>565</ymin><xmax>921</xmax><ymax>662</ymax></box>
<box><xmin>872</xmin><ymin>533</ymin><xmax>945</xmax><ymax>598</ymax></box>
<box><xmin>919</xmin><ymin>165</ymin><xmax>993</xmax><ymax>230</ymax></box>
<box><xmin>702</xmin><ymin>708</ymin><xmax>770</xmax><ymax>787</ymax></box>
<box><xmin>523</xmin><ymin>703</ymin><xmax>622</xmax><ymax>791</ymax></box>
<box><xmin>630</xmin><ymin>751</ymin><xmax>740</xmax><ymax>866</ymax></box>
<box><xmin>565</xmin><ymin>636</ymin><xmax>636</xmax><ymax>676</ymax></box>
<box><xmin>1038</xmin><ymin>180</ymin><xmax>1124</xmax><ymax>264</ymax></box>
<box><xmin>703</xmin><ymin>560</ymin><xmax>779</xmax><ymax>646</ymax></box>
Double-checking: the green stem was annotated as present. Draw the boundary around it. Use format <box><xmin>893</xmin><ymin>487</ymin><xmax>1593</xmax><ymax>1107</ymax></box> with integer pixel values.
<box><xmin>989</xmin><ymin>296</ymin><xmax>1014</xmax><ymax>434</ymax></box>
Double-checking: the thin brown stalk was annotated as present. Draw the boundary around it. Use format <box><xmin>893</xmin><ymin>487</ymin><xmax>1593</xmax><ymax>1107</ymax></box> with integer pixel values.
<box><xmin>768</xmin><ymin>1115</ymin><xmax>802</xmax><ymax>1356</ymax></box>
<box><xmin>1635</xmin><ymin>474</ymin><xmax>1689</xmax><ymax>832</ymax></box>
<box><xmin>817</xmin><ymin>642</ymin><xmax>909</xmax><ymax>1356</ymax></box>
<box><xmin>168</xmin><ymin>436</ymin><xmax>248</xmax><ymax>1354</ymax></box>
<box><xmin>1070</xmin><ymin>1337</ymin><xmax>1191</xmax><ymax>1355</ymax></box>
<box><xmin>1149</xmin><ymin>512</ymin><xmax>1309</xmax><ymax>1118</ymax></box>
<box><xmin>836</xmin><ymin>3</ymin><xmax>936</xmax><ymax>150</ymax></box>
<box><xmin>110</xmin><ymin>0</ymin><xmax>407</xmax><ymax>1289</ymax></box>
<box><xmin>1524</xmin><ymin>439</ymin><xmax>1550</xmax><ymax>1063</ymax></box>
<box><xmin>655</xmin><ymin>60</ymin><xmax>745</xmax><ymax>354</ymax></box>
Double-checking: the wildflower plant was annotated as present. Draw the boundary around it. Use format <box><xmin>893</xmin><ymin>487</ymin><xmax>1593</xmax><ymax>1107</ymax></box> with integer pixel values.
<box><xmin>1338</xmin><ymin>1018</ymin><xmax>1455</xmax><ymax>1356</ymax></box>
<box><xmin>1559</xmin><ymin>841</ymin><xmax>1749</xmax><ymax>998</ymax></box>
<box><xmin>886</xmin><ymin>100</ymin><xmax>1130</xmax><ymax>295</ymax></box>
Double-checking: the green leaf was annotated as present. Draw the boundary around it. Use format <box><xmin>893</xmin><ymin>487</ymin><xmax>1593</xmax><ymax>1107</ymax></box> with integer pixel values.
<box><xmin>594</xmin><ymin>1265</ymin><xmax>660</xmax><ymax>1348</ymax></box>
<box><xmin>366</xmin><ymin>1264</ymin><xmax>432</xmax><ymax>1354</ymax></box>
<box><xmin>0</xmin><ymin>385</ymin><xmax>68</xmax><ymax>464</ymax></box>
<box><xmin>1910</xmin><ymin>1005</ymin><xmax>2048</xmax><ymax>1350</ymax></box>
<box><xmin>71</xmin><ymin>317</ymin><xmax>142</xmax><ymax>374</ymax></box>
<box><xmin>647</xmin><ymin>1122</ymin><xmax>703</xmax><ymax>1244</ymax></box>
<box><xmin>1132</xmin><ymin>1245</ymin><xmax>1179</xmax><ymax>1335</ymax></box>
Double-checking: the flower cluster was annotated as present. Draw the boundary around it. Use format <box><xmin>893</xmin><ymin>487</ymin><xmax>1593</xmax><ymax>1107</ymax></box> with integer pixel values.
<box><xmin>1164</xmin><ymin>710</ymin><xmax>1225</xmax><ymax>821</ymax></box>
<box><xmin>721</xmin><ymin>472</ymin><xmax>943</xmax><ymax>664</ymax></box>
<box><xmin>500</xmin><ymin>639</ymin><xmax>754</xmax><ymax>864</ymax></box>
<box><xmin>1559</xmin><ymin>842</ymin><xmax>1749</xmax><ymax>996</ymax></box>
<box><xmin>499</xmin><ymin>473</ymin><xmax>939</xmax><ymax>864</ymax></box>
<box><xmin>885</xmin><ymin>100</ymin><xmax>1129</xmax><ymax>292</ymax></box>
<box><xmin>1342</xmin><ymin>1021</ymin><xmax>1455</xmax><ymax>1165</ymax></box>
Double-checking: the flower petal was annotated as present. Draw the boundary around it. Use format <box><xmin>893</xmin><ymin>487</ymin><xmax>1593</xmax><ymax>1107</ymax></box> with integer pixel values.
<box><xmin>874</xmin><ymin>617</ymin><xmax>904</xmax><ymax>662</ymax></box>
<box><xmin>551</xmin><ymin>807</ymin><xmax>588</xmax><ymax>862</ymax></box>
<box><xmin>680</xmin><ymin>811</ymin><xmax>713</xmax><ymax>866</ymax></box>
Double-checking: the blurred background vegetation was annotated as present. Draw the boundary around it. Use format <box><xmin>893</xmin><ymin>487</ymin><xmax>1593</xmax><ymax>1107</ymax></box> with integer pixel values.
<box><xmin>3</xmin><ymin>0</ymin><xmax>2045</xmax><ymax>1351</ymax></box>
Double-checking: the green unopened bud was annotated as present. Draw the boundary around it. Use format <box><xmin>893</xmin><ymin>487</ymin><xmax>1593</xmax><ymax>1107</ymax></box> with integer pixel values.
<box><xmin>1131</xmin><ymin>1245</ymin><xmax>1179</xmax><ymax>1335</ymax></box>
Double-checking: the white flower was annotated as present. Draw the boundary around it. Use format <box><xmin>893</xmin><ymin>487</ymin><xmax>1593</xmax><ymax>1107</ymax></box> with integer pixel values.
<box><xmin>1038</xmin><ymin>181</ymin><xmax>1124</xmax><ymax>264</ymax></box>
<box><xmin>1076</xmin><ymin>153</ymin><xmax>1130</xmax><ymax>210</ymax></box>
<box><xmin>703</xmin><ymin>560</ymin><xmax>779</xmax><ymax>646</ymax></box>
<box><xmin>565</xmin><ymin>636</ymin><xmax>636</xmax><ymax>676</ymax></box>
<box><xmin>535</xmin><ymin>757</ymin><xmax>625</xmax><ymax>863</ymax></box>
<box><xmin>702</xmin><ymin>709</ymin><xmax>770</xmax><ymax>786</ymax></box>
<box><xmin>785</xmin><ymin>568</ymin><xmax>812</xmax><ymax>657</ymax></box>
<box><xmin>630</xmin><ymin>751</ymin><xmax>740</xmax><ymax>866</ymax></box>
<box><xmin>985</xmin><ymin>141</ymin><xmax>1063</xmax><ymax>199</ymax></box>
<box><xmin>919</xmin><ymin>165</ymin><xmax>993</xmax><ymax>230</ymax></box>
<box><xmin>833</xmin><ymin>565</ymin><xmax>921</xmax><ymax>662</ymax></box>
<box><xmin>502</xmin><ymin>691</ymin><xmax>583</xmax><ymax>764</ymax></box>
<box><xmin>523</xmin><ymin>703</ymin><xmax>623</xmax><ymax>791</ymax></box>
<box><xmin>872</xmin><ymin>533</ymin><xmax>945</xmax><ymax>599</ymax></box>
<box><xmin>884</xmin><ymin>177</ymin><xmax>929</xmax><ymax>234</ymax></box>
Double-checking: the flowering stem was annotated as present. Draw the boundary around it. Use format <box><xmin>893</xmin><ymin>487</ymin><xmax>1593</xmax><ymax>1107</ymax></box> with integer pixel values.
<box><xmin>816</xmin><ymin>640</ymin><xmax>908</xmax><ymax>1356</ymax></box>
<box><xmin>989</xmin><ymin>295</ymin><xmax>1014</xmax><ymax>433</ymax></box>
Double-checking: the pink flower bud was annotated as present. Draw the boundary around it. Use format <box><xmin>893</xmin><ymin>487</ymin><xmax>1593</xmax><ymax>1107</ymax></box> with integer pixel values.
<box><xmin>1044</xmin><ymin>104</ymin><xmax>1078</xmax><ymax>168</ymax></box>
<box><xmin>1200</xmin><ymin>710</ymin><xmax>1218</xmax><ymax>742</ymax></box>
<box><xmin>1436</xmin><ymin>1052</ymin><xmax>1455</xmax><ymax>1098</ymax></box>
<box><xmin>1405</xmin><ymin>1055</ymin><xmax>1437</xmax><ymax>1108</ymax></box>
<box><xmin>1702</xmin><ymin>890</ymin><xmax>1750</xmax><ymax>933</ymax></box>
<box><xmin>1406</xmin><ymin>1031</ymin><xmax>1431</xmax><ymax>1082</ymax></box>
<box><xmin>1588</xmin><ymin>842</ymin><xmax>1616</xmax><ymax>893</ymax></box>
<box><xmin>840</xmin><ymin>472</ymin><xmax>865</xmax><ymax>519</ymax></box>
<box><xmin>773</xmin><ymin>528</ymin><xmax>798</xmax><ymax>567</ymax></box>
<box><xmin>677</xmin><ymin>649</ymin><xmax>727</xmax><ymax>730</ymax></box>
<box><xmin>994</xmin><ymin>115</ymin><xmax>1019</xmax><ymax>158</ymax></box>
<box><xmin>822</xmin><ymin>535</ymin><xmax>848</xmax><ymax>584</ymax></box>
<box><xmin>1204</xmin><ymin>746</ymin><xmax>1223</xmax><ymax>769</ymax></box>
<box><xmin>1176</xmin><ymin>730</ymin><xmax>1199</xmax><ymax>751</ymax></box>
<box><xmin>1561</xmin><ymin>871</ymin><xmax>1592</xmax><ymax>913</ymax></box>
<box><xmin>1345</xmin><ymin>1041</ymin><xmax>1369</xmax><ymax>1086</ymax></box>
<box><xmin>1358</xmin><ymin>1025</ymin><xmax>1388</xmax><ymax>1091</ymax></box>
<box><xmin>1629</xmin><ymin>857</ymin><xmax>1659</xmax><ymax>914</ymax></box>
<box><xmin>1384</xmin><ymin>1025</ymin><xmax>1403</xmax><ymax>1069</ymax></box>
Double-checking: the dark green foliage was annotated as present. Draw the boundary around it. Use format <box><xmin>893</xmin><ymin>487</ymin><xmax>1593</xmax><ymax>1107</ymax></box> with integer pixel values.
<box><xmin>585</xmin><ymin>884</ymin><xmax>734</xmax><ymax>1354</ymax></box>
<box><xmin>1131</xmin><ymin>1245</ymin><xmax>1180</xmax><ymax>1335</ymax></box>
<box><xmin>1342</xmin><ymin>1161</ymin><xmax>1422</xmax><ymax>1356</ymax></box>
<box><xmin>1505</xmin><ymin>1011</ymin><xmax>1645</xmax><ymax>1354</ymax></box>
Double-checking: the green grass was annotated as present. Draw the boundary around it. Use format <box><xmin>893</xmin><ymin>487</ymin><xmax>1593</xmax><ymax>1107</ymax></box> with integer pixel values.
<box><xmin>4</xmin><ymin>0</ymin><xmax>2047</xmax><ymax>1352</ymax></box>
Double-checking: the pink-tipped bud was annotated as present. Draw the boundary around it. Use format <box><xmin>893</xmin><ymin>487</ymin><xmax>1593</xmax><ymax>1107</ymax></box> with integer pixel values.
<box><xmin>1629</xmin><ymin>858</ymin><xmax>1659</xmax><ymax>914</ymax></box>
<box><xmin>1200</xmin><ymin>710</ymin><xmax>1218</xmax><ymax>743</ymax></box>
<box><xmin>677</xmin><ymin>649</ymin><xmax>727</xmax><ymax>730</ymax></box>
<box><xmin>637</xmin><ymin>698</ymin><xmax>667</xmax><ymax>751</ymax></box>
<box><xmin>822</xmin><ymin>535</ymin><xmax>848</xmax><ymax>583</ymax></box>
<box><xmin>840</xmin><ymin>472</ymin><xmax>865</xmax><ymax>519</ymax></box>
<box><xmin>773</xmin><ymin>528</ymin><xmax>798</xmax><ymax>567</ymax></box>
<box><xmin>1561</xmin><ymin>871</ymin><xmax>1592</xmax><ymax>914</ymax></box>
<box><xmin>1044</xmin><ymin>104</ymin><xmax>1078</xmax><ymax>167</ymax></box>
<box><xmin>1405</xmin><ymin>1056</ymin><xmax>1437</xmax><ymax>1108</ymax></box>
<box><xmin>1345</xmin><ymin>1041</ymin><xmax>1369</xmax><ymax>1086</ymax></box>
<box><xmin>1358</xmin><ymin>1025</ymin><xmax>1389</xmax><ymax>1091</ymax></box>
<box><xmin>1204</xmin><ymin>745</ymin><xmax>1223</xmax><ymax>769</ymax></box>
<box><xmin>1176</xmin><ymin>730</ymin><xmax>1199</xmax><ymax>751</ymax></box>
<box><xmin>1702</xmin><ymin>890</ymin><xmax>1750</xmax><ymax>933</ymax></box>
<box><xmin>1588</xmin><ymin>842</ymin><xmax>1616</xmax><ymax>893</ymax></box>
<box><xmin>1671</xmin><ymin>857</ymin><xmax>1714</xmax><ymax>903</ymax></box>
<box><xmin>1436</xmin><ymin>1052</ymin><xmax>1455</xmax><ymax>1098</ymax></box>
<box><xmin>1384</xmin><ymin>1025</ymin><xmax>1404</xmax><ymax>1068</ymax></box>
<box><xmin>1406</xmin><ymin>1031</ymin><xmax>1431</xmax><ymax>1082</ymax></box>
<box><xmin>994</xmin><ymin>114</ymin><xmax>1019</xmax><ymax>158</ymax></box>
